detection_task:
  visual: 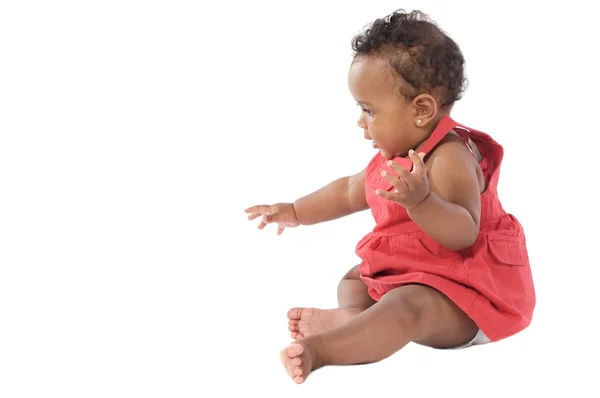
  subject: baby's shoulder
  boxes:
[426,132,486,192]
[427,131,478,166]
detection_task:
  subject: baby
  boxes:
[245,9,535,384]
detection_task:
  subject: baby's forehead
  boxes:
[349,56,399,94]
[351,56,391,79]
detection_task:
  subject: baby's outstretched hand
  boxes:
[376,150,430,209]
[244,203,300,235]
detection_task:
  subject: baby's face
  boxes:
[348,55,424,159]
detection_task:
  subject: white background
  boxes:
[1,0,598,397]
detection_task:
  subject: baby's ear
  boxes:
[412,94,437,126]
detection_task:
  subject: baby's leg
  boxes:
[281,284,478,384]
[288,265,375,339]
[337,264,377,310]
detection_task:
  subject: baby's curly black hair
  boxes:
[352,9,467,109]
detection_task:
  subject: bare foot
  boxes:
[280,340,321,384]
[287,307,361,339]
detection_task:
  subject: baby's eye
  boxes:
[356,103,374,116]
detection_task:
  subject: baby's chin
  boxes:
[381,150,394,160]
[373,142,406,160]
[379,149,405,160]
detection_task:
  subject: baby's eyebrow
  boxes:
[357,100,373,106]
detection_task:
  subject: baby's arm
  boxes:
[407,142,483,251]
[293,170,368,225]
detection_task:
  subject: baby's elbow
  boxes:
[449,238,475,251]
[447,226,479,251]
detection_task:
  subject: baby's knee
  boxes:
[381,284,438,328]
[340,264,362,282]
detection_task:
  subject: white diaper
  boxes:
[451,329,491,349]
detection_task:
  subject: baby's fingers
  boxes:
[259,214,273,227]
[409,150,426,179]
[245,205,270,213]
[247,212,261,221]
[245,205,272,220]
[375,189,399,202]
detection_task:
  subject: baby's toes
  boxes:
[280,358,295,378]
[285,358,302,377]
[286,363,297,378]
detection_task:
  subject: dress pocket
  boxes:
[487,235,529,266]
[483,235,534,310]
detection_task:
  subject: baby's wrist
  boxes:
[291,201,302,225]
[406,190,432,213]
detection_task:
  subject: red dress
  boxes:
[355,116,535,342]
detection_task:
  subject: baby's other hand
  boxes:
[377,150,430,209]
[244,203,300,235]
